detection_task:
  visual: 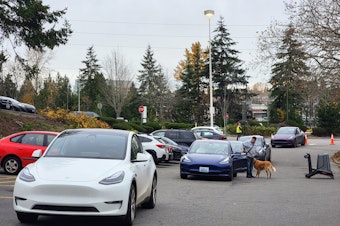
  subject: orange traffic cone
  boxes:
[305,134,308,145]
[330,134,335,145]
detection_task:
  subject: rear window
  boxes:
[166,131,179,139]
[181,131,195,139]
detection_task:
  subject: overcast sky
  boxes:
[43,0,291,89]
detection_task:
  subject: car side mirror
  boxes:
[132,153,148,162]
[32,149,43,158]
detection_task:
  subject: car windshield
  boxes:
[230,142,244,153]
[189,141,230,155]
[45,130,128,159]
[277,127,296,134]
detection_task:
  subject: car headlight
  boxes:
[19,167,35,182]
[181,155,191,163]
[288,136,294,140]
[219,156,231,164]
[99,171,125,185]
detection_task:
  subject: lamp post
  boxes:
[204,10,214,127]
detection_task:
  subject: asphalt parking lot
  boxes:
[1,137,340,226]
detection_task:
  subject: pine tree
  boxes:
[137,45,169,120]
[210,17,249,123]
[174,42,207,124]
[79,46,105,112]
[269,24,310,123]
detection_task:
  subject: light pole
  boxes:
[204,10,214,127]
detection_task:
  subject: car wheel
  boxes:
[271,144,276,148]
[180,173,187,179]
[3,156,22,175]
[122,185,136,226]
[227,168,233,181]
[233,172,237,177]
[147,150,158,165]
[16,212,38,223]
[142,175,157,209]
[293,139,298,148]
[301,138,306,146]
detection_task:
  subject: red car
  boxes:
[0,131,59,175]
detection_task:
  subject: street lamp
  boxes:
[204,10,214,127]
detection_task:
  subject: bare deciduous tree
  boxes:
[102,50,134,118]
[286,0,340,84]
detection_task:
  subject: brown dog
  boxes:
[253,158,276,179]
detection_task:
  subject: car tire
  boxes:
[271,144,276,148]
[233,172,237,177]
[227,168,233,181]
[180,173,187,179]
[3,156,22,175]
[293,139,298,148]
[142,175,157,209]
[16,212,38,223]
[147,150,158,165]
[122,185,136,226]
[301,138,306,146]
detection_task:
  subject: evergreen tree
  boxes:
[122,82,142,121]
[174,42,207,124]
[137,45,169,121]
[79,46,105,112]
[0,0,72,71]
[210,17,249,123]
[35,74,58,109]
[0,73,17,97]
[269,24,310,123]
[55,73,72,110]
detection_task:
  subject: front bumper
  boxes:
[13,179,130,217]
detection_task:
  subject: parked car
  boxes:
[271,126,306,148]
[193,130,226,140]
[0,96,36,113]
[191,126,224,135]
[180,140,247,181]
[157,136,188,160]
[0,131,58,175]
[137,133,172,164]
[150,129,198,147]
[238,135,272,161]
[13,128,157,225]
[69,111,100,118]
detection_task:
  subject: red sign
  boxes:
[225,113,229,119]
[138,105,144,113]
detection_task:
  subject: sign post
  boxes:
[139,106,147,124]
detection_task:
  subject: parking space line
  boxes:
[0,196,13,199]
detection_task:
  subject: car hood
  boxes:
[273,134,295,139]
[32,157,124,182]
[187,153,228,163]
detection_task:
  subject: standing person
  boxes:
[236,122,243,140]
[243,136,261,178]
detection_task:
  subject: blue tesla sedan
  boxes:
[180,140,247,181]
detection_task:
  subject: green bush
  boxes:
[312,127,328,136]
[111,123,134,131]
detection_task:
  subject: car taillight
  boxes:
[156,144,165,149]
[166,146,172,153]
[221,135,226,139]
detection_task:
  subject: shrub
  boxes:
[312,127,328,136]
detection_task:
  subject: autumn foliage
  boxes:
[39,109,111,129]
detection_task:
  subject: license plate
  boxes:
[199,167,209,173]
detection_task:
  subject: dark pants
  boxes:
[247,156,254,177]
[237,133,242,140]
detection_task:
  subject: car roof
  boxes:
[61,128,132,136]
